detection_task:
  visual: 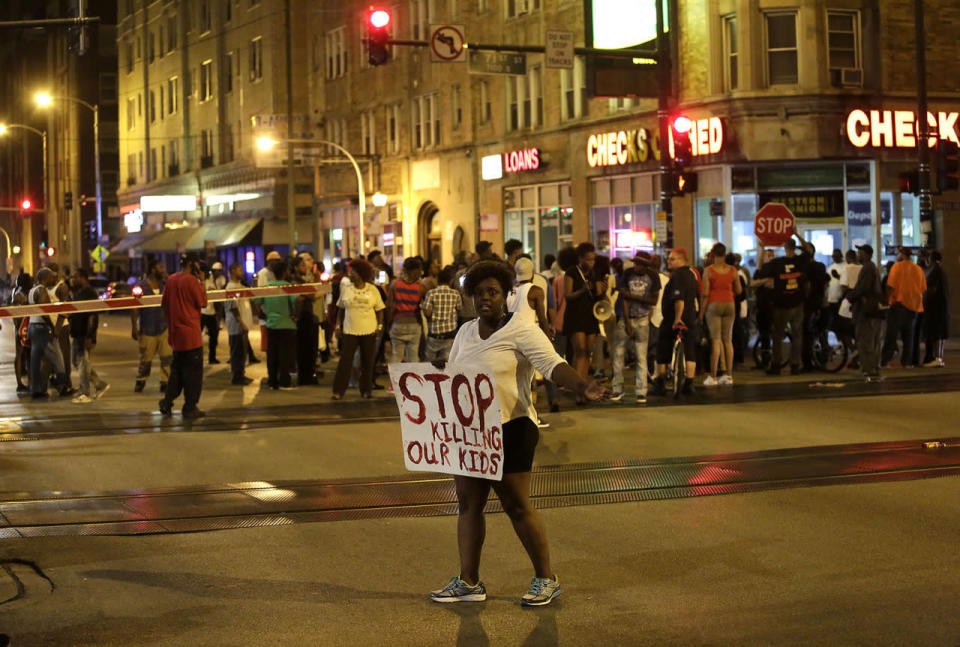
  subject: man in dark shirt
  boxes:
[131,259,171,393]
[802,253,829,370]
[159,253,208,419]
[755,234,811,374]
[846,244,885,381]
[650,248,699,396]
[68,268,108,403]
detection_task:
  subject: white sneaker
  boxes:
[72,394,93,404]
[923,358,945,368]
[703,376,719,387]
[718,375,733,386]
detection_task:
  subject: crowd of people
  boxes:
[3,233,951,413]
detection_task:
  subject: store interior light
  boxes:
[12,245,21,254]
[624,213,632,222]
[371,192,388,207]
[257,136,278,152]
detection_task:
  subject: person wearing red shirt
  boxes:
[159,254,208,419]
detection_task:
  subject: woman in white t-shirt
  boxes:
[428,261,606,608]
[332,258,384,399]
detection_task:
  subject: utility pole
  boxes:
[915,0,934,247]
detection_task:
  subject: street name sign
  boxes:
[468,50,527,75]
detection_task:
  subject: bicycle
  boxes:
[753,331,791,371]
[808,311,848,372]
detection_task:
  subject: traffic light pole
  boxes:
[656,0,673,250]
[915,0,934,247]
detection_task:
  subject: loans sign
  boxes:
[388,363,504,481]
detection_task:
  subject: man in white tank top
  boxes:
[507,258,552,338]
[27,268,70,398]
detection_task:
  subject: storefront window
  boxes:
[695,198,723,263]
[732,194,758,269]
[847,190,891,259]
[900,194,921,248]
[591,204,655,261]
[503,182,572,269]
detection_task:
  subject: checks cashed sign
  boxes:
[388,363,504,481]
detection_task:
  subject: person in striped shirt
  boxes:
[387,257,426,364]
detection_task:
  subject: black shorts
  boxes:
[501,416,540,473]
[656,322,698,365]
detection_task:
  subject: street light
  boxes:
[256,136,368,254]
[35,91,102,244]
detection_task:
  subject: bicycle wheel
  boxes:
[671,337,685,397]
[813,330,848,373]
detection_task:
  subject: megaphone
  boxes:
[593,299,613,322]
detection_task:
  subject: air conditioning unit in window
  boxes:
[832,67,863,87]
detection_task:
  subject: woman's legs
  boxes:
[455,475,492,585]
[493,472,552,579]
[722,312,735,377]
[710,339,722,377]
[357,333,377,395]
[332,334,360,396]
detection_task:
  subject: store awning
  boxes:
[262,218,315,246]
[140,226,201,252]
[184,218,261,249]
[110,230,160,255]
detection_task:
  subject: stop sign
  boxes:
[754,202,796,246]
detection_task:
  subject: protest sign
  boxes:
[388,363,503,481]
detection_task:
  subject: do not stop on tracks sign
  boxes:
[754,202,796,246]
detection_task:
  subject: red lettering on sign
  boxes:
[451,374,476,427]
[399,373,426,424]
[440,442,451,467]
[407,441,423,464]
[423,373,450,417]
[475,373,495,431]
[503,148,540,173]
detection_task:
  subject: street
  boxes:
[0,314,958,646]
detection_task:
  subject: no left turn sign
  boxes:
[430,24,466,63]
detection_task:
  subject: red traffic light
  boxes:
[369,9,390,28]
[21,199,32,211]
[672,116,693,135]
[45,246,56,257]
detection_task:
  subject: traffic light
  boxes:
[937,140,960,193]
[365,8,391,66]
[898,170,920,195]
[671,116,693,166]
[20,198,32,212]
[80,193,88,207]
[664,170,698,196]
[46,246,56,258]
[64,191,73,210]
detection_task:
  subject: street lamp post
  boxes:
[257,137,367,256]
[35,92,101,244]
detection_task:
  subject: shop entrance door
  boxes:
[798,225,844,266]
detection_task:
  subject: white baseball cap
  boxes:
[211,261,223,270]
[514,257,534,281]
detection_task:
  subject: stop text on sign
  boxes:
[845,109,960,148]
[755,215,794,236]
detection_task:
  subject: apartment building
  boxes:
[311,0,960,314]
[116,0,314,273]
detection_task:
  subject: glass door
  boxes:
[798,224,844,266]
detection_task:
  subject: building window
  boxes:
[159,89,164,118]
[159,26,165,57]
[224,51,234,93]
[168,140,179,175]
[200,60,213,101]
[148,32,155,64]
[125,40,134,73]
[507,0,539,18]
[508,65,542,129]
[138,151,144,177]
[199,0,212,33]
[451,85,462,129]
[168,77,178,114]
[223,123,234,162]
[127,153,137,184]
[150,148,157,181]
[224,0,232,23]
[412,94,439,149]
[200,129,214,167]
[478,0,488,10]
[608,97,634,113]
[249,37,263,80]
[100,73,118,103]
[326,27,346,79]
[325,118,347,148]
[410,0,428,40]
[560,57,586,120]
[361,110,376,155]
[388,104,400,153]
[149,90,156,123]
[723,15,738,91]
[137,93,142,116]
[126,98,135,130]
[765,11,798,86]
[828,10,862,86]
[479,80,491,123]
[167,14,177,51]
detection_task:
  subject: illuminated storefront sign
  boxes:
[587,118,724,168]
[845,109,960,148]
[503,148,540,173]
[123,209,144,233]
[481,154,503,180]
[140,195,197,212]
